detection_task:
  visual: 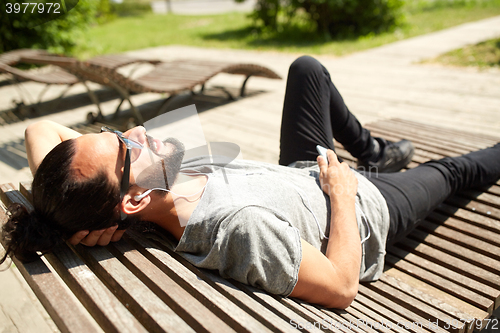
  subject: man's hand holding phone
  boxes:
[317,147,357,202]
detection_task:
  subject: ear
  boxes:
[121,190,151,216]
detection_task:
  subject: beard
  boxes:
[134,137,185,191]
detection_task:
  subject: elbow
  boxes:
[25,123,35,139]
[338,286,358,309]
[343,280,359,308]
[25,121,49,139]
[325,281,358,309]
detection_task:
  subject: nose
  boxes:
[124,126,147,145]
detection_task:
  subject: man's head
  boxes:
[35,126,184,233]
[72,126,185,219]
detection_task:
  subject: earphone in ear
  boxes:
[134,192,150,201]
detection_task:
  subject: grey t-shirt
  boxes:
[174,157,390,296]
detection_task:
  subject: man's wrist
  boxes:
[329,194,356,208]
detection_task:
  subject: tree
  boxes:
[0,0,97,54]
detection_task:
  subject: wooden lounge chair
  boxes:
[20,54,282,125]
[0,49,50,67]
[0,49,83,113]
[0,119,498,332]
[0,50,160,116]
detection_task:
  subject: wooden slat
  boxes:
[74,245,196,333]
[375,119,497,146]
[482,184,500,197]
[367,280,464,333]
[360,283,453,333]
[0,183,31,209]
[386,252,494,313]
[292,301,363,333]
[366,127,465,156]
[384,268,488,332]
[190,268,301,333]
[366,122,486,152]
[126,234,274,332]
[459,189,500,209]
[354,292,418,333]
[434,204,500,235]
[107,239,235,333]
[399,235,500,290]
[355,289,430,333]
[281,300,344,333]
[367,123,484,152]
[19,180,32,202]
[445,196,500,222]
[231,284,325,333]
[46,245,148,333]
[387,119,500,143]
[379,274,476,333]
[347,300,399,333]
[0,211,100,333]
[415,222,500,269]
[159,243,319,333]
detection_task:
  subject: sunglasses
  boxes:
[100,126,144,221]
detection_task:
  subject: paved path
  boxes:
[0,15,499,332]
[151,0,257,15]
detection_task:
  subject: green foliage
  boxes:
[405,0,497,13]
[94,0,151,24]
[250,0,281,29]
[244,0,404,38]
[424,37,500,68]
[0,0,97,54]
[96,0,115,23]
[110,0,151,17]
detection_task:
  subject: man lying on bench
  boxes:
[2,56,500,310]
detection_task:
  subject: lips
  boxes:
[146,135,166,156]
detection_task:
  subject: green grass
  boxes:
[75,1,500,59]
[424,37,500,68]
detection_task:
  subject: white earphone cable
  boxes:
[135,168,371,244]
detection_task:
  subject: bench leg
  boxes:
[46,83,77,111]
[9,77,37,114]
[81,81,104,121]
[240,75,252,97]
[106,80,144,125]
[113,98,126,119]
[36,84,52,104]
[156,94,177,116]
[128,100,144,126]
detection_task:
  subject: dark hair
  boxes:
[1,139,123,263]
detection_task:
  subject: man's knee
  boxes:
[288,55,324,78]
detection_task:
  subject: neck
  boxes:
[139,172,208,240]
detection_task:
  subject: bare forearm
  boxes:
[325,197,361,293]
[289,150,360,309]
[25,120,81,175]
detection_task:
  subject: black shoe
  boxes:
[357,138,415,173]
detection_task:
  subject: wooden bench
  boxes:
[0,119,499,333]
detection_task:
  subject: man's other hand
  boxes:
[317,149,358,200]
[68,225,126,246]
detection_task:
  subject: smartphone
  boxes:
[316,145,328,162]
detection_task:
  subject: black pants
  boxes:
[279,56,500,246]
